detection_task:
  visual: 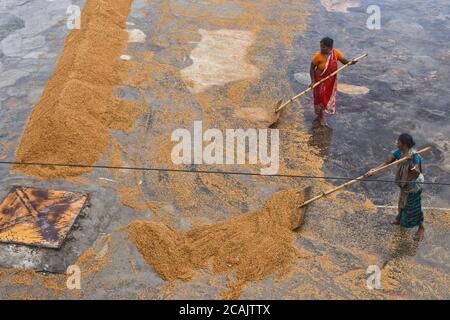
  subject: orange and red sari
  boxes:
[313,49,338,116]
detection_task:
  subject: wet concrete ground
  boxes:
[0,0,448,299]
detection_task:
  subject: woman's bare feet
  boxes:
[318,116,328,127]
[414,225,425,241]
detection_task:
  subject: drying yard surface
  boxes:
[0,0,448,300]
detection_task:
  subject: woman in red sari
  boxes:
[310,37,356,126]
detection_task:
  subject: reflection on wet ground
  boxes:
[0,0,448,299]
[308,121,334,158]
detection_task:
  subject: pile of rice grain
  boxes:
[128,189,308,299]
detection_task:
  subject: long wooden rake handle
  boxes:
[275,53,369,113]
[299,146,433,208]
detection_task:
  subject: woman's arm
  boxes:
[407,155,421,179]
[340,57,357,65]
[408,163,421,180]
[365,155,396,177]
[337,50,356,65]
[310,63,316,86]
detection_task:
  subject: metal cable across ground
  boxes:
[1,161,450,186]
